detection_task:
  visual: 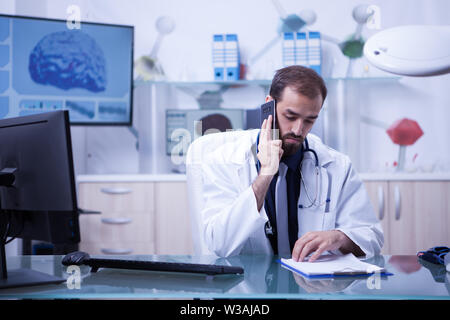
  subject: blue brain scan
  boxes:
[29,30,107,92]
[0,15,133,124]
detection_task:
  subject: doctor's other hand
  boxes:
[257,115,283,176]
[291,230,360,263]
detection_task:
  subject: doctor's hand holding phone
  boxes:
[252,100,284,212]
[257,99,284,176]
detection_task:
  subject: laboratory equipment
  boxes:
[134,16,175,81]
[248,0,317,68]
[248,2,377,78]
[386,118,424,172]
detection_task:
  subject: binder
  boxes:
[212,34,225,81]
[282,31,322,75]
[282,32,296,67]
[212,34,240,81]
[308,31,322,75]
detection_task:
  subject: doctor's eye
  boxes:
[285,115,296,121]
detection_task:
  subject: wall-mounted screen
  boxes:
[0,14,134,125]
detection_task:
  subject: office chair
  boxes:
[186,130,246,257]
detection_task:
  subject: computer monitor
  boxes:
[166,109,245,157]
[0,14,134,125]
[0,110,80,289]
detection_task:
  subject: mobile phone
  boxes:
[260,99,277,140]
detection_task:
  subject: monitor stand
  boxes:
[0,215,65,290]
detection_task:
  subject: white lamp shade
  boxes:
[364,25,450,76]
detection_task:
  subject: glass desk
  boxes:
[1,254,449,300]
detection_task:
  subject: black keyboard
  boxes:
[62,251,244,276]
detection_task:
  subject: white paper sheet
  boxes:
[280,253,385,277]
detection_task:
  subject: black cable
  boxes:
[5,211,24,245]
[2,213,10,243]
[1,215,11,245]
[0,189,25,246]
[1,207,23,246]
[0,195,4,242]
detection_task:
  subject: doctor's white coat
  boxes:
[197,129,384,258]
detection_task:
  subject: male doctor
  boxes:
[199,65,383,260]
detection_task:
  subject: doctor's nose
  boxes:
[292,120,304,137]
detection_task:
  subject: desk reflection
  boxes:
[1,254,449,299]
[342,255,450,297]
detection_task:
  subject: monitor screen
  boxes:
[166,109,244,156]
[0,110,80,288]
[0,14,134,125]
[0,110,78,212]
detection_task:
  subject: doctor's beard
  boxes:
[281,132,304,156]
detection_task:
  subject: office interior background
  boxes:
[1,0,449,258]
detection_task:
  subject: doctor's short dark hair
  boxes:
[269,65,327,104]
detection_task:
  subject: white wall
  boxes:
[4,0,450,174]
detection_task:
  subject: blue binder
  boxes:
[282,31,322,75]
[212,34,240,81]
[212,34,225,81]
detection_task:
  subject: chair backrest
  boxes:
[185,130,246,256]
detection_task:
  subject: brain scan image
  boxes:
[3,15,132,124]
[28,30,107,92]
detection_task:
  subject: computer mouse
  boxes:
[62,251,90,266]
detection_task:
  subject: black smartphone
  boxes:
[260,99,277,140]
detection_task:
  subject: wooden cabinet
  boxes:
[364,180,450,255]
[78,180,193,256]
[154,182,193,254]
[78,177,449,256]
[363,181,390,254]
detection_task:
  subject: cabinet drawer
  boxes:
[79,242,155,256]
[78,182,154,213]
[79,213,154,244]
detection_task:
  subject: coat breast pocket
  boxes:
[297,205,337,238]
[297,205,326,237]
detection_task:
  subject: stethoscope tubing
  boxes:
[256,132,321,238]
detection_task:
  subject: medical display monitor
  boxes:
[166,109,245,156]
[0,14,134,125]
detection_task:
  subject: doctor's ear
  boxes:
[265,95,274,103]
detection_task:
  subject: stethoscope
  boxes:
[256,133,327,238]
